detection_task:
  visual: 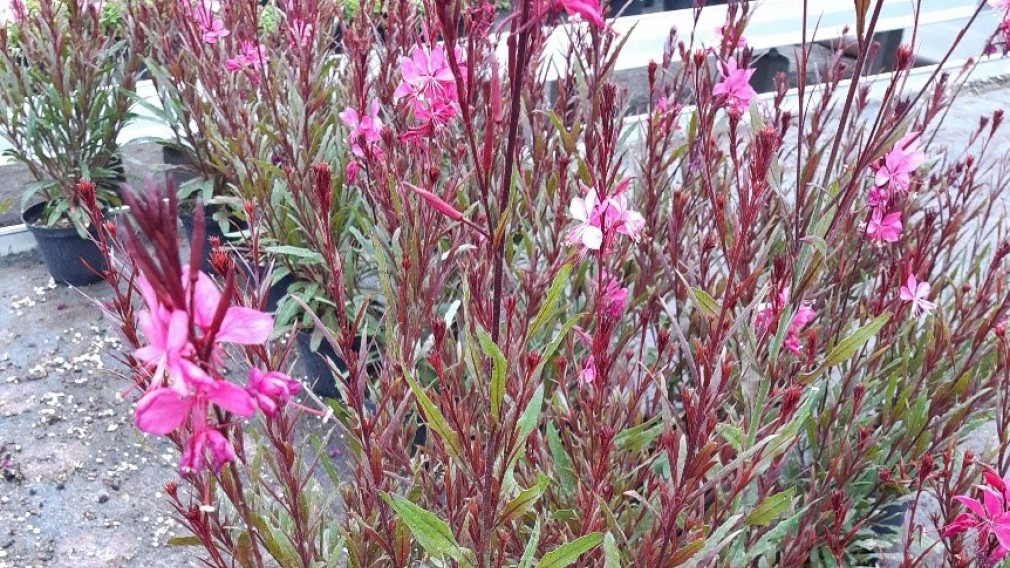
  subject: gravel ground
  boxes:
[0,253,198,568]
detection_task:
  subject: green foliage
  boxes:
[0,0,138,223]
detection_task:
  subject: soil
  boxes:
[0,253,198,568]
[0,248,351,568]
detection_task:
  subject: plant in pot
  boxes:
[0,0,139,285]
[125,0,345,273]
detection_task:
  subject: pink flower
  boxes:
[135,377,255,474]
[600,274,628,318]
[339,100,384,157]
[755,287,816,355]
[866,186,889,209]
[186,269,274,345]
[942,466,1010,565]
[989,0,1010,12]
[134,309,211,392]
[900,274,936,317]
[874,131,926,194]
[393,44,464,106]
[565,180,645,251]
[783,305,816,354]
[566,189,604,250]
[194,7,229,44]
[134,381,255,436]
[865,209,903,243]
[605,188,645,241]
[346,159,360,184]
[713,23,746,50]
[134,271,274,392]
[556,0,605,28]
[226,41,267,82]
[578,355,597,385]
[246,368,301,417]
[713,59,757,115]
[180,428,237,474]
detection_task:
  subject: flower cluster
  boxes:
[566,179,645,251]
[226,40,267,83]
[863,132,926,245]
[194,4,228,44]
[339,100,383,158]
[942,466,1010,565]
[713,58,757,115]
[132,270,299,475]
[394,44,466,138]
[754,287,816,355]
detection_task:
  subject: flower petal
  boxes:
[135,388,191,435]
[217,307,274,344]
[208,380,256,417]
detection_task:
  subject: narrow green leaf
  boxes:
[614,416,662,453]
[538,533,603,568]
[547,423,577,495]
[264,245,326,265]
[166,536,201,546]
[478,326,508,421]
[800,313,891,384]
[822,313,891,368]
[603,533,621,568]
[746,488,795,526]
[528,264,573,341]
[402,365,463,459]
[501,475,549,524]
[715,423,746,452]
[380,493,464,562]
[690,287,721,318]
[519,519,542,568]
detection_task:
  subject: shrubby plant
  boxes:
[89,0,1010,566]
[0,0,139,226]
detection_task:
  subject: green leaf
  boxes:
[800,313,891,384]
[478,326,508,421]
[402,365,463,460]
[689,287,721,319]
[603,533,621,568]
[507,383,545,476]
[538,533,603,568]
[823,313,891,368]
[519,519,542,568]
[380,493,466,562]
[746,488,795,526]
[502,475,549,524]
[547,423,577,495]
[715,423,746,452]
[264,245,326,265]
[517,384,544,444]
[740,505,810,563]
[166,536,201,546]
[528,264,573,341]
[614,416,662,453]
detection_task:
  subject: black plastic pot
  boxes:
[22,202,107,286]
[162,147,200,191]
[239,264,295,313]
[179,209,247,273]
[295,330,347,399]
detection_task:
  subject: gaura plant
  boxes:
[0,0,139,227]
[92,0,1010,566]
